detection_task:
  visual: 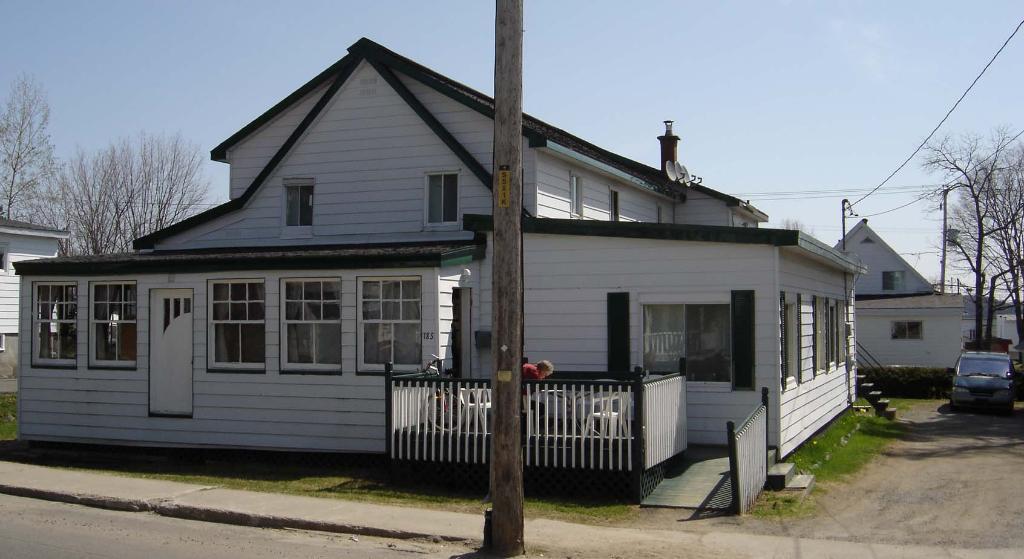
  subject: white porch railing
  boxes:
[643,374,687,469]
[727,388,769,514]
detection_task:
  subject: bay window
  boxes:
[643,303,731,382]
[34,282,78,365]
[210,280,265,368]
[91,282,137,366]
[359,277,421,371]
[281,278,342,371]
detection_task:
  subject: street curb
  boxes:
[0,484,473,545]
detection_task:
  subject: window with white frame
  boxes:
[426,173,458,224]
[359,278,421,371]
[210,281,265,367]
[891,321,923,340]
[609,190,620,221]
[282,279,342,370]
[642,303,731,382]
[34,282,78,364]
[284,178,314,227]
[569,173,583,217]
[91,282,137,366]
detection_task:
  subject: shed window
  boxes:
[285,181,314,226]
[882,271,905,291]
[892,321,923,340]
[210,281,265,367]
[643,303,731,382]
[427,173,458,224]
[359,278,421,371]
[35,282,78,364]
[91,282,137,365]
[609,190,620,221]
[569,173,583,217]
[282,279,342,370]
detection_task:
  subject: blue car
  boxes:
[949,352,1017,414]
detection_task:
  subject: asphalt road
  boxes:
[0,493,478,559]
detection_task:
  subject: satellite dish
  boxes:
[674,161,691,186]
[666,163,679,182]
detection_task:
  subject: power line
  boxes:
[850,16,1024,208]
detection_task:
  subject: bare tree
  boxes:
[0,74,55,220]
[779,218,814,235]
[988,145,1024,352]
[33,132,210,255]
[923,129,1019,348]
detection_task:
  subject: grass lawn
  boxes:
[752,404,907,518]
[0,394,15,440]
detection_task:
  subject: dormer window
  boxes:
[284,178,314,227]
[426,172,458,224]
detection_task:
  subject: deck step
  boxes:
[853,404,873,413]
[865,390,883,402]
[878,408,897,420]
[858,382,875,390]
[767,447,778,467]
[782,474,815,499]
[873,398,890,411]
[767,462,796,491]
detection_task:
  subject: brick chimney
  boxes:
[658,120,679,175]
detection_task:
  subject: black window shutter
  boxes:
[607,292,630,372]
[731,290,755,390]
[811,295,818,376]
[779,291,787,391]
[795,293,803,383]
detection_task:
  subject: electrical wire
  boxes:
[849,17,1024,208]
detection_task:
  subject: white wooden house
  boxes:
[839,219,963,368]
[14,38,860,467]
[0,218,67,378]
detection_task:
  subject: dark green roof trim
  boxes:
[16,240,484,276]
[367,59,495,195]
[210,53,357,162]
[462,214,861,272]
[134,58,360,250]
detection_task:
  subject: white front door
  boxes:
[149,289,194,417]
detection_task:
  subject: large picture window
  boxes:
[91,282,137,366]
[35,282,78,365]
[210,280,265,368]
[359,278,421,371]
[282,279,342,370]
[643,303,731,382]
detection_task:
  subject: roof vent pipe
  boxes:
[658,120,680,175]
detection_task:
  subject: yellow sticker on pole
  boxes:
[497,165,511,208]
[497,370,512,382]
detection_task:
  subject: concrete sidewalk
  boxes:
[0,460,1018,558]
[0,378,16,393]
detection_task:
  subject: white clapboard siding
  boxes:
[17,267,443,453]
[535,151,663,223]
[673,189,734,227]
[477,232,779,445]
[843,222,932,296]
[0,234,60,333]
[157,61,491,251]
[777,249,855,457]
[856,306,962,367]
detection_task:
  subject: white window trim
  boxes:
[637,295,733,388]
[89,281,138,368]
[423,170,461,229]
[891,320,924,341]
[0,243,8,274]
[281,177,314,237]
[0,333,6,352]
[32,280,79,367]
[357,276,423,373]
[207,279,266,370]
[609,188,620,221]
[279,277,343,372]
[569,172,583,218]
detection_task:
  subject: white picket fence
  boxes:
[388,373,688,473]
[728,402,768,514]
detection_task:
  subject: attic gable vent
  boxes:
[861,237,875,244]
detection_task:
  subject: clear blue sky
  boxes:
[2,1,1022,284]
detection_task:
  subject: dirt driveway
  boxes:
[647,401,1024,549]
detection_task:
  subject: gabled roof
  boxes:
[135,38,765,250]
[838,218,933,291]
[0,217,69,238]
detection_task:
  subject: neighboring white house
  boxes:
[0,218,68,378]
[14,38,860,460]
[839,219,962,368]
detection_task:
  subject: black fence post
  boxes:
[678,357,687,377]
[631,375,645,502]
[726,420,740,514]
[384,362,393,460]
[761,386,771,471]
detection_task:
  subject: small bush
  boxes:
[862,367,952,399]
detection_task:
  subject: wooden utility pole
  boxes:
[487,0,524,556]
